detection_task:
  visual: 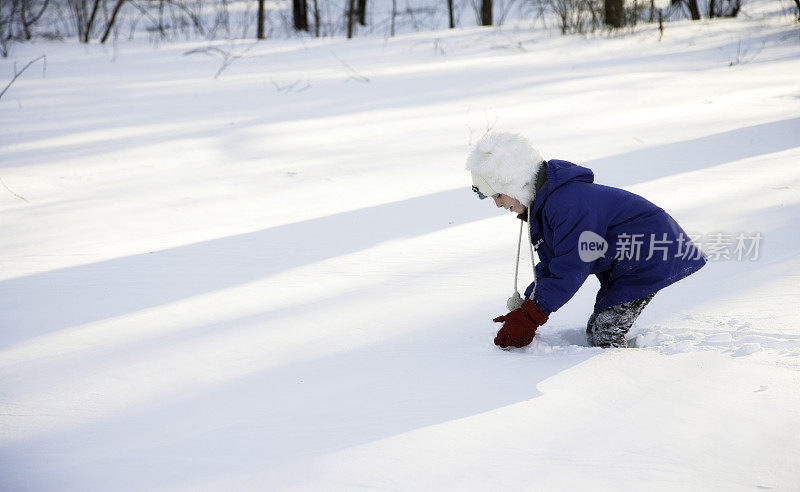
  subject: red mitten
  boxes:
[493,300,549,348]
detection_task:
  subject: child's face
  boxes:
[493,194,527,215]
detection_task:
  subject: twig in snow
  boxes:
[184,46,241,79]
[214,56,240,79]
[728,39,766,67]
[432,37,447,55]
[0,176,28,202]
[184,45,254,80]
[330,51,370,83]
[412,38,448,55]
[270,79,312,93]
[0,55,47,101]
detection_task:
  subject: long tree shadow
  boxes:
[3,189,796,491]
[7,31,792,170]
[0,188,494,349]
[2,128,798,490]
[5,203,795,488]
[0,302,599,491]
[586,117,800,187]
[4,117,798,350]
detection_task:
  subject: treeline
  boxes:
[544,0,749,34]
[2,0,798,57]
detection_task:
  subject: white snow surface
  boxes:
[2,5,800,491]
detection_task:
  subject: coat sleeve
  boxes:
[532,192,603,315]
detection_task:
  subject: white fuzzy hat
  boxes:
[466,132,544,206]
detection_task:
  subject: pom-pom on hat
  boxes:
[466,132,545,206]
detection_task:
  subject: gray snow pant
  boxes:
[586,293,656,348]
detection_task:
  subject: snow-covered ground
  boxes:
[1,3,799,490]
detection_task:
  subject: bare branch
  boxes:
[183,46,241,79]
[0,176,28,202]
[101,0,128,44]
[330,51,370,82]
[0,54,46,100]
[270,78,312,93]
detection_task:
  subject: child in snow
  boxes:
[467,132,706,349]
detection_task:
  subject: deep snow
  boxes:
[1,3,799,490]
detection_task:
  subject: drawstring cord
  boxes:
[507,206,537,311]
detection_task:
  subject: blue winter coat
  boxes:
[524,160,706,315]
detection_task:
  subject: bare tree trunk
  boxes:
[447,0,454,28]
[347,0,355,38]
[708,0,716,18]
[257,0,265,38]
[21,0,51,40]
[391,0,396,35]
[0,1,20,57]
[293,0,308,31]
[83,0,101,42]
[20,0,33,40]
[687,0,701,20]
[586,0,601,30]
[794,0,800,19]
[658,8,663,40]
[100,0,126,43]
[480,0,492,25]
[157,0,165,37]
[604,0,624,27]
[357,0,366,26]
[729,0,742,17]
[313,0,319,36]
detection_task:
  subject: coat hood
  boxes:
[526,160,595,231]
[532,160,594,210]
